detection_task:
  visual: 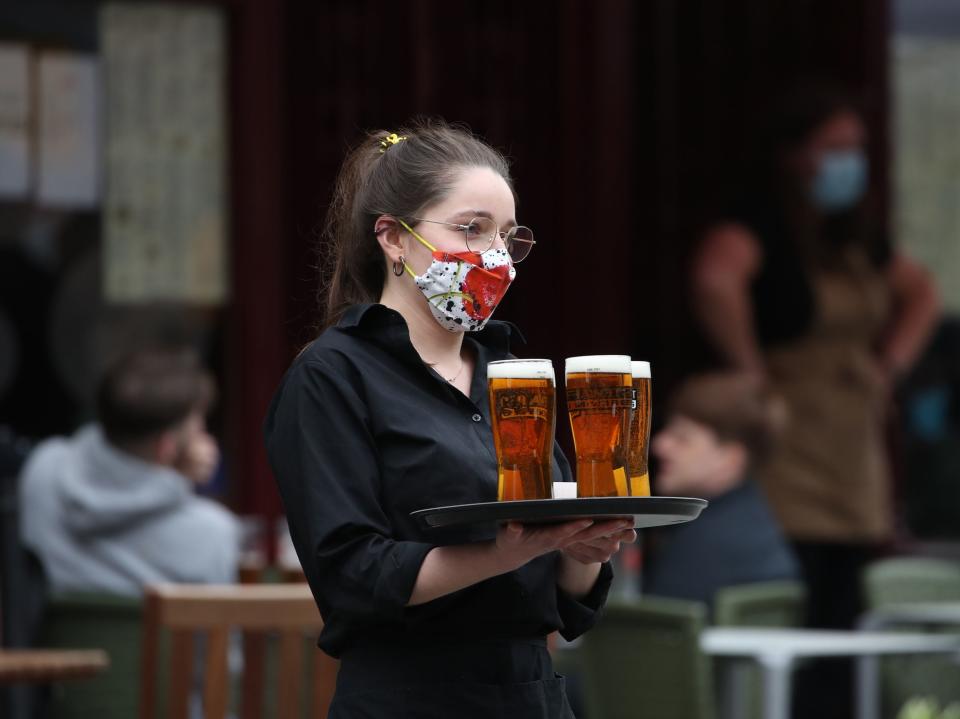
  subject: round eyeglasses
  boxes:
[409,216,536,263]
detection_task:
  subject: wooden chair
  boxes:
[140,584,337,719]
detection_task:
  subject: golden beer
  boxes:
[628,361,652,496]
[565,355,633,497]
[488,360,556,501]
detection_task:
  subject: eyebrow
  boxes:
[449,208,518,228]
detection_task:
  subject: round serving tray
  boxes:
[411,496,708,530]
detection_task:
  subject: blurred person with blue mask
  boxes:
[691,84,941,719]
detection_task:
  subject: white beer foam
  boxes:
[631,361,651,378]
[564,355,631,375]
[487,359,556,381]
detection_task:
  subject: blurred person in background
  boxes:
[644,372,798,609]
[691,84,940,717]
[19,346,239,596]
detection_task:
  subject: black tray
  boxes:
[411,496,708,530]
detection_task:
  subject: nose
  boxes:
[651,432,670,458]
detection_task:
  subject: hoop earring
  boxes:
[392,256,405,277]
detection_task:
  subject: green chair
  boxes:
[862,557,960,719]
[864,557,960,608]
[578,597,715,719]
[712,581,806,719]
[37,592,144,719]
[714,580,806,628]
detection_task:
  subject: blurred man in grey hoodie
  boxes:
[20,347,239,596]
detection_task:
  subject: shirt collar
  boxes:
[338,303,524,355]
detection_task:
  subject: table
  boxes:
[700,627,960,719]
[0,649,109,683]
[857,604,960,719]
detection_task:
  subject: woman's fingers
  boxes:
[571,528,637,550]
[561,520,634,546]
[564,544,614,564]
[562,527,637,565]
[499,519,635,565]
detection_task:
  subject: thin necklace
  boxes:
[427,357,465,383]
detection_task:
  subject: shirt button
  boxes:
[472,413,482,423]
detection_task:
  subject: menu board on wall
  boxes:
[0,43,31,199]
[894,35,960,313]
[37,51,101,207]
[101,3,228,304]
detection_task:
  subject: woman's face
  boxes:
[794,109,867,180]
[651,416,745,497]
[403,165,516,273]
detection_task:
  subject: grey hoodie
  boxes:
[20,424,239,596]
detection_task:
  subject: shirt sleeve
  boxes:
[555,559,614,641]
[264,359,434,621]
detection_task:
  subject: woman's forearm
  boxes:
[881,264,941,376]
[692,225,765,373]
[407,519,605,606]
[407,542,511,606]
[556,554,601,600]
[694,282,765,373]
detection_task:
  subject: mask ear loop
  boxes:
[396,219,438,279]
[397,219,438,252]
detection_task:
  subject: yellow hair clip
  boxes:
[379,133,407,153]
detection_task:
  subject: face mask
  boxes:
[811,149,868,211]
[398,219,516,333]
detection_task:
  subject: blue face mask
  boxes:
[811,149,868,211]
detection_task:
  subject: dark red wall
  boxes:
[229,0,891,520]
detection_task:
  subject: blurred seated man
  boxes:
[643,372,799,608]
[20,346,239,596]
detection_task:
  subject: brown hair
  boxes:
[667,372,787,462]
[318,118,513,329]
[96,346,215,447]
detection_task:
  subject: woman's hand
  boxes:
[494,519,633,573]
[409,519,635,607]
[562,524,636,565]
[555,520,635,598]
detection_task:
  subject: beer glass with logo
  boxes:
[628,361,652,496]
[488,359,556,501]
[565,355,633,497]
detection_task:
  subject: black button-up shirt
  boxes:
[264,303,612,657]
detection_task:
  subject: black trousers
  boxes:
[331,637,575,719]
[791,541,880,719]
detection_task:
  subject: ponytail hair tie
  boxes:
[379,133,407,153]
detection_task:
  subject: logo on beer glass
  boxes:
[488,360,557,501]
[565,355,633,498]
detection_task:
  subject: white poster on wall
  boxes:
[100,3,228,304]
[895,35,960,313]
[37,51,101,207]
[0,43,32,198]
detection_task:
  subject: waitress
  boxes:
[264,119,635,718]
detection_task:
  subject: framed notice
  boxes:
[0,43,31,199]
[100,3,228,304]
[37,51,101,207]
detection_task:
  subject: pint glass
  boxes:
[628,361,652,496]
[488,359,556,501]
[565,355,633,497]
